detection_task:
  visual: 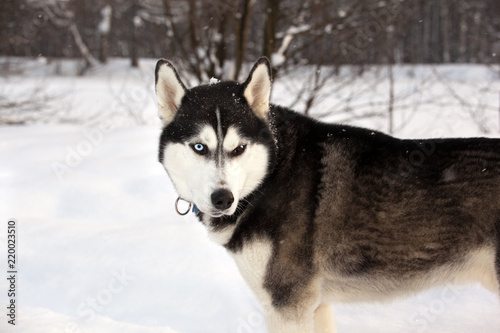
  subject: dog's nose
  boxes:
[211,189,234,210]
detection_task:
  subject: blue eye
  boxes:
[191,143,207,155]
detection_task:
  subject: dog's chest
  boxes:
[230,238,274,305]
[201,214,237,245]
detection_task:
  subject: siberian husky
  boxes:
[155,57,500,332]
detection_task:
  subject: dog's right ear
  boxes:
[155,59,187,125]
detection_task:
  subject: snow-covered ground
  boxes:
[1,58,500,333]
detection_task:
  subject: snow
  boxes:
[133,16,143,28]
[272,35,292,68]
[98,5,112,34]
[270,53,286,68]
[285,24,311,36]
[1,58,500,333]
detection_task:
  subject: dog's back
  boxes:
[311,123,500,301]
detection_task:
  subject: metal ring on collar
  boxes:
[175,197,192,216]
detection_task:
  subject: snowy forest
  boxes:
[1,2,500,333]
[2,0,500,80]
[2,0,500,127]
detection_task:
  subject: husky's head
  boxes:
[155,58,276,217]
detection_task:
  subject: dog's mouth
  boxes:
[189,203,232,218]
[209,212,225,218]
[206,209,233,218]
[198,205,236,218]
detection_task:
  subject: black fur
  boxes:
[159,81,273,164]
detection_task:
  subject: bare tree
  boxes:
[233,0,254,80]
[28,0,99,70]
[160,0,233,83]
[4,0,498,71]
[262,0,280,63]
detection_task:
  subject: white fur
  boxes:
[314,304,337,333]
[162,125,269,218]
[231,239,309,332]
[156,64,185,124]
[232,239,328,333]
[232,239,273,303]
[202,213,237,245]
[321,246,498,304]
[223,127,269,199]
[162,126,218,213]
[452,247,499,293]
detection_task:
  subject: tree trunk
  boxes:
[214,3,230,79]
[441,0,450,62]
[69,23,98,68]
[262,0,280,62]
[99,34,109,64]
[387,64,395,134]
[458,1,468,62]
[131,20,139,68]
[233,0,254,80]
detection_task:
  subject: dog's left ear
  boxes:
[155,59,187,125]
[243,57,272,120]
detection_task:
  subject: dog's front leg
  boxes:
[314,303,337,333]
[263,307,315,333]
[232,238,316,332]
[264,302,337,333]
